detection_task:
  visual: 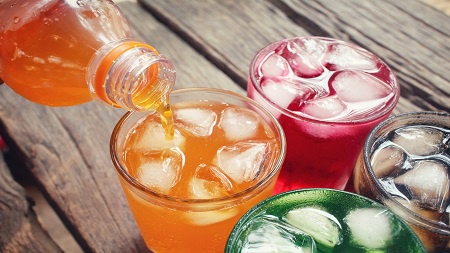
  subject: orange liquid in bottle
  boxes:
[0,1,131,106]
[120,100,281,252]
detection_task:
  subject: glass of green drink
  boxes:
[226,188,425,252]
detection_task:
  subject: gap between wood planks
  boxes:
[19,0,449,252]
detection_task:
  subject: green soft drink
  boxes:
[226,189,425,253]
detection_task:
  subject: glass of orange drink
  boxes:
[110,88,286,252]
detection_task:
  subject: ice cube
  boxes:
[298,37,328,58]
[241,215,316,253]
[174,107,217,137]
[371,144,407,178]
[215,141,270,184]
[219,107,260,142]
[331,70,392,103]
[291,81,322,102]
[260,79,298,117]
[260,53,292,78]
[300,95,346,120]
[388,197,443,222]
[344,207,393,249]
[184,208,239,226]
[391,126,446,156]
[282,39,325,78]
[394,160,450,212]
[325,44,378,71]
[379,177,410,200]
[135,121,185,151]
[189,164,233,199]
[136,148,183,194]
[284,207,342,251]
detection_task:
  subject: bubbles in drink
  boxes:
[215,141,270,184]
[174,107,217,137]
[256,37,396,121]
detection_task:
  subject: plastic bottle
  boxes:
[0,0,175,111]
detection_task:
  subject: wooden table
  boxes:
[0,0,449,252]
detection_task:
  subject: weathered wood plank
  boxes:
[0,0,448,252]
[0,152,62,253]
[138,0,450,115]
[119,1,244,94]
[0,88,147,253]
[279,0,450,114]
[138,0,310,87]
[0,0,244,252]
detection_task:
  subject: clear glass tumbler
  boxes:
[110,88,286,252]
[354,111,450,252]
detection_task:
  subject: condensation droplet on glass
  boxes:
[13,17,20,24]
[77,0,86,7]
[20,2,29,7]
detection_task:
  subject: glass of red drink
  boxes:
[247,37,400,193]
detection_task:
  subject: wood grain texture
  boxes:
[0,87,148,253]
[0,153,62,253]
[138,0,310,87]
[0,0,448,252]
[0,1,244,252]
[138,0,450,115]
[280,0,450,114]
[118,1,244,94]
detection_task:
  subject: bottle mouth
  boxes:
[109,48,176,111]
[87,39,176,111]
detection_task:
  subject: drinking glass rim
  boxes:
[364,111,450,234]
[225,188,425,252]
[249,36,401,125]
[110,87,286,206]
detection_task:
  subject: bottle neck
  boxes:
[87,39,176,111]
